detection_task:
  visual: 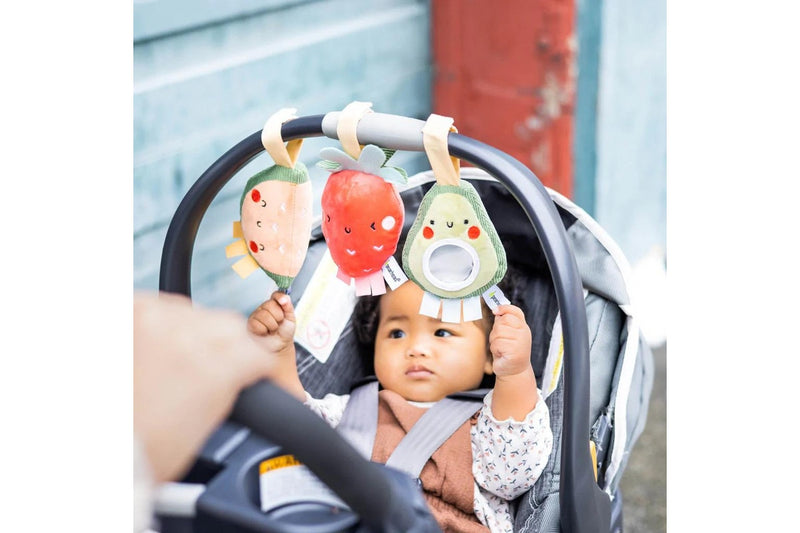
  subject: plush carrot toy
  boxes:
[227,109,313,291]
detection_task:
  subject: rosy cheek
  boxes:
[468,226,480,239]
[423,226,434,239]
[251,190,261,202]
[249,240,259,253]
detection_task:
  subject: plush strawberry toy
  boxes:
[318,144,407,295]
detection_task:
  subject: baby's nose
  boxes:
[406,337,431,358]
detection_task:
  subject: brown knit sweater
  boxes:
[371,390,490,533]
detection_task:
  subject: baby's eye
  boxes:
[434,329,453,337]
[389,329,405,339]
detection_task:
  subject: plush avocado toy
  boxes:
[402,180,506,299]
[402,114,508,322]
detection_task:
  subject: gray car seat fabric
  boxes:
[586,292,624,429]
[513,288,624,531]
[515,372,563,532]
[603,334,654,493]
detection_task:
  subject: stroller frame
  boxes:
[160,111,612,533]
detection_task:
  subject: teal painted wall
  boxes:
[573,0,601,217]
[134,0,432,315]
[573,0,666,267]
[592,0,666,265]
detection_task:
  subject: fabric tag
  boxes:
[419,291,441,318]
[440,298,462,323]
[369,272,386,295]
[336,268,351,284]
[541,312,563,400]
[462,296,483,322]
[354,276,372,296]
[540,290,588,399]
[481,285,510,311]
[382,256,408,290]
[295,250,357,363]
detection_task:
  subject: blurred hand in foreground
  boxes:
[133,291,274,483]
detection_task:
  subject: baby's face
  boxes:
[373,282,492,402]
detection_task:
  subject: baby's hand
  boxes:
[489,304,533,378]
[248,291,296,356]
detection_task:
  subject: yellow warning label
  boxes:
[260,455,303,475]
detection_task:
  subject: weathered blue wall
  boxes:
[134,0,665,320]
[592,0,666,265]
[134,0,432,315]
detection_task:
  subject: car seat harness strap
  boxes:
[384,397,481,479]
[337,381,379,458]
[338,381,483,479]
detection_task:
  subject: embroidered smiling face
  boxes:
[403,181,506,299]
[321,169,404,277]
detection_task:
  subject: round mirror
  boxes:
[421,238,480,292]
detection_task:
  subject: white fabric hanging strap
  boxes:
[336,380,379,459]
[261,107,303,168]
[384,397,482,479]
[337,101,373,159]
[422,113,460,186]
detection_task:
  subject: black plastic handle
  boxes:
[230,380,440,532]
[159,113,610,533]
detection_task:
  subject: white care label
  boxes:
[481,285,510,311]
[382,256,408,290]
[294,250,357,363]
[259,455,349,513]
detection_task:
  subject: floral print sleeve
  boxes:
[471,389,553,501]
[303,391,350,428]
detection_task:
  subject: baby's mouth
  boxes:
[405,365,433,378]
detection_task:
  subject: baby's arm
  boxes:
[247,291,306,401]
[488,304,537,421]
[472,391,553,500]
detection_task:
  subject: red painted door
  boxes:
[432,0,576,197]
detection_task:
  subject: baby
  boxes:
[249,279,553,533]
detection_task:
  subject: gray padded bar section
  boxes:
[336,381,379,459]
[384,398,482,478]
[321,112,428,152]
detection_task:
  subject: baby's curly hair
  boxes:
[351,263,529,387]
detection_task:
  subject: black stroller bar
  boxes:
[160,112,611,533]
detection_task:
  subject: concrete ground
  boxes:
[618,344,667,532]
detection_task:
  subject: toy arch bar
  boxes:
[159,112,611,533]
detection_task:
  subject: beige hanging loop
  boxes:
[261,107,304,168]
[337,101,374,159]
[422,113,460,186]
